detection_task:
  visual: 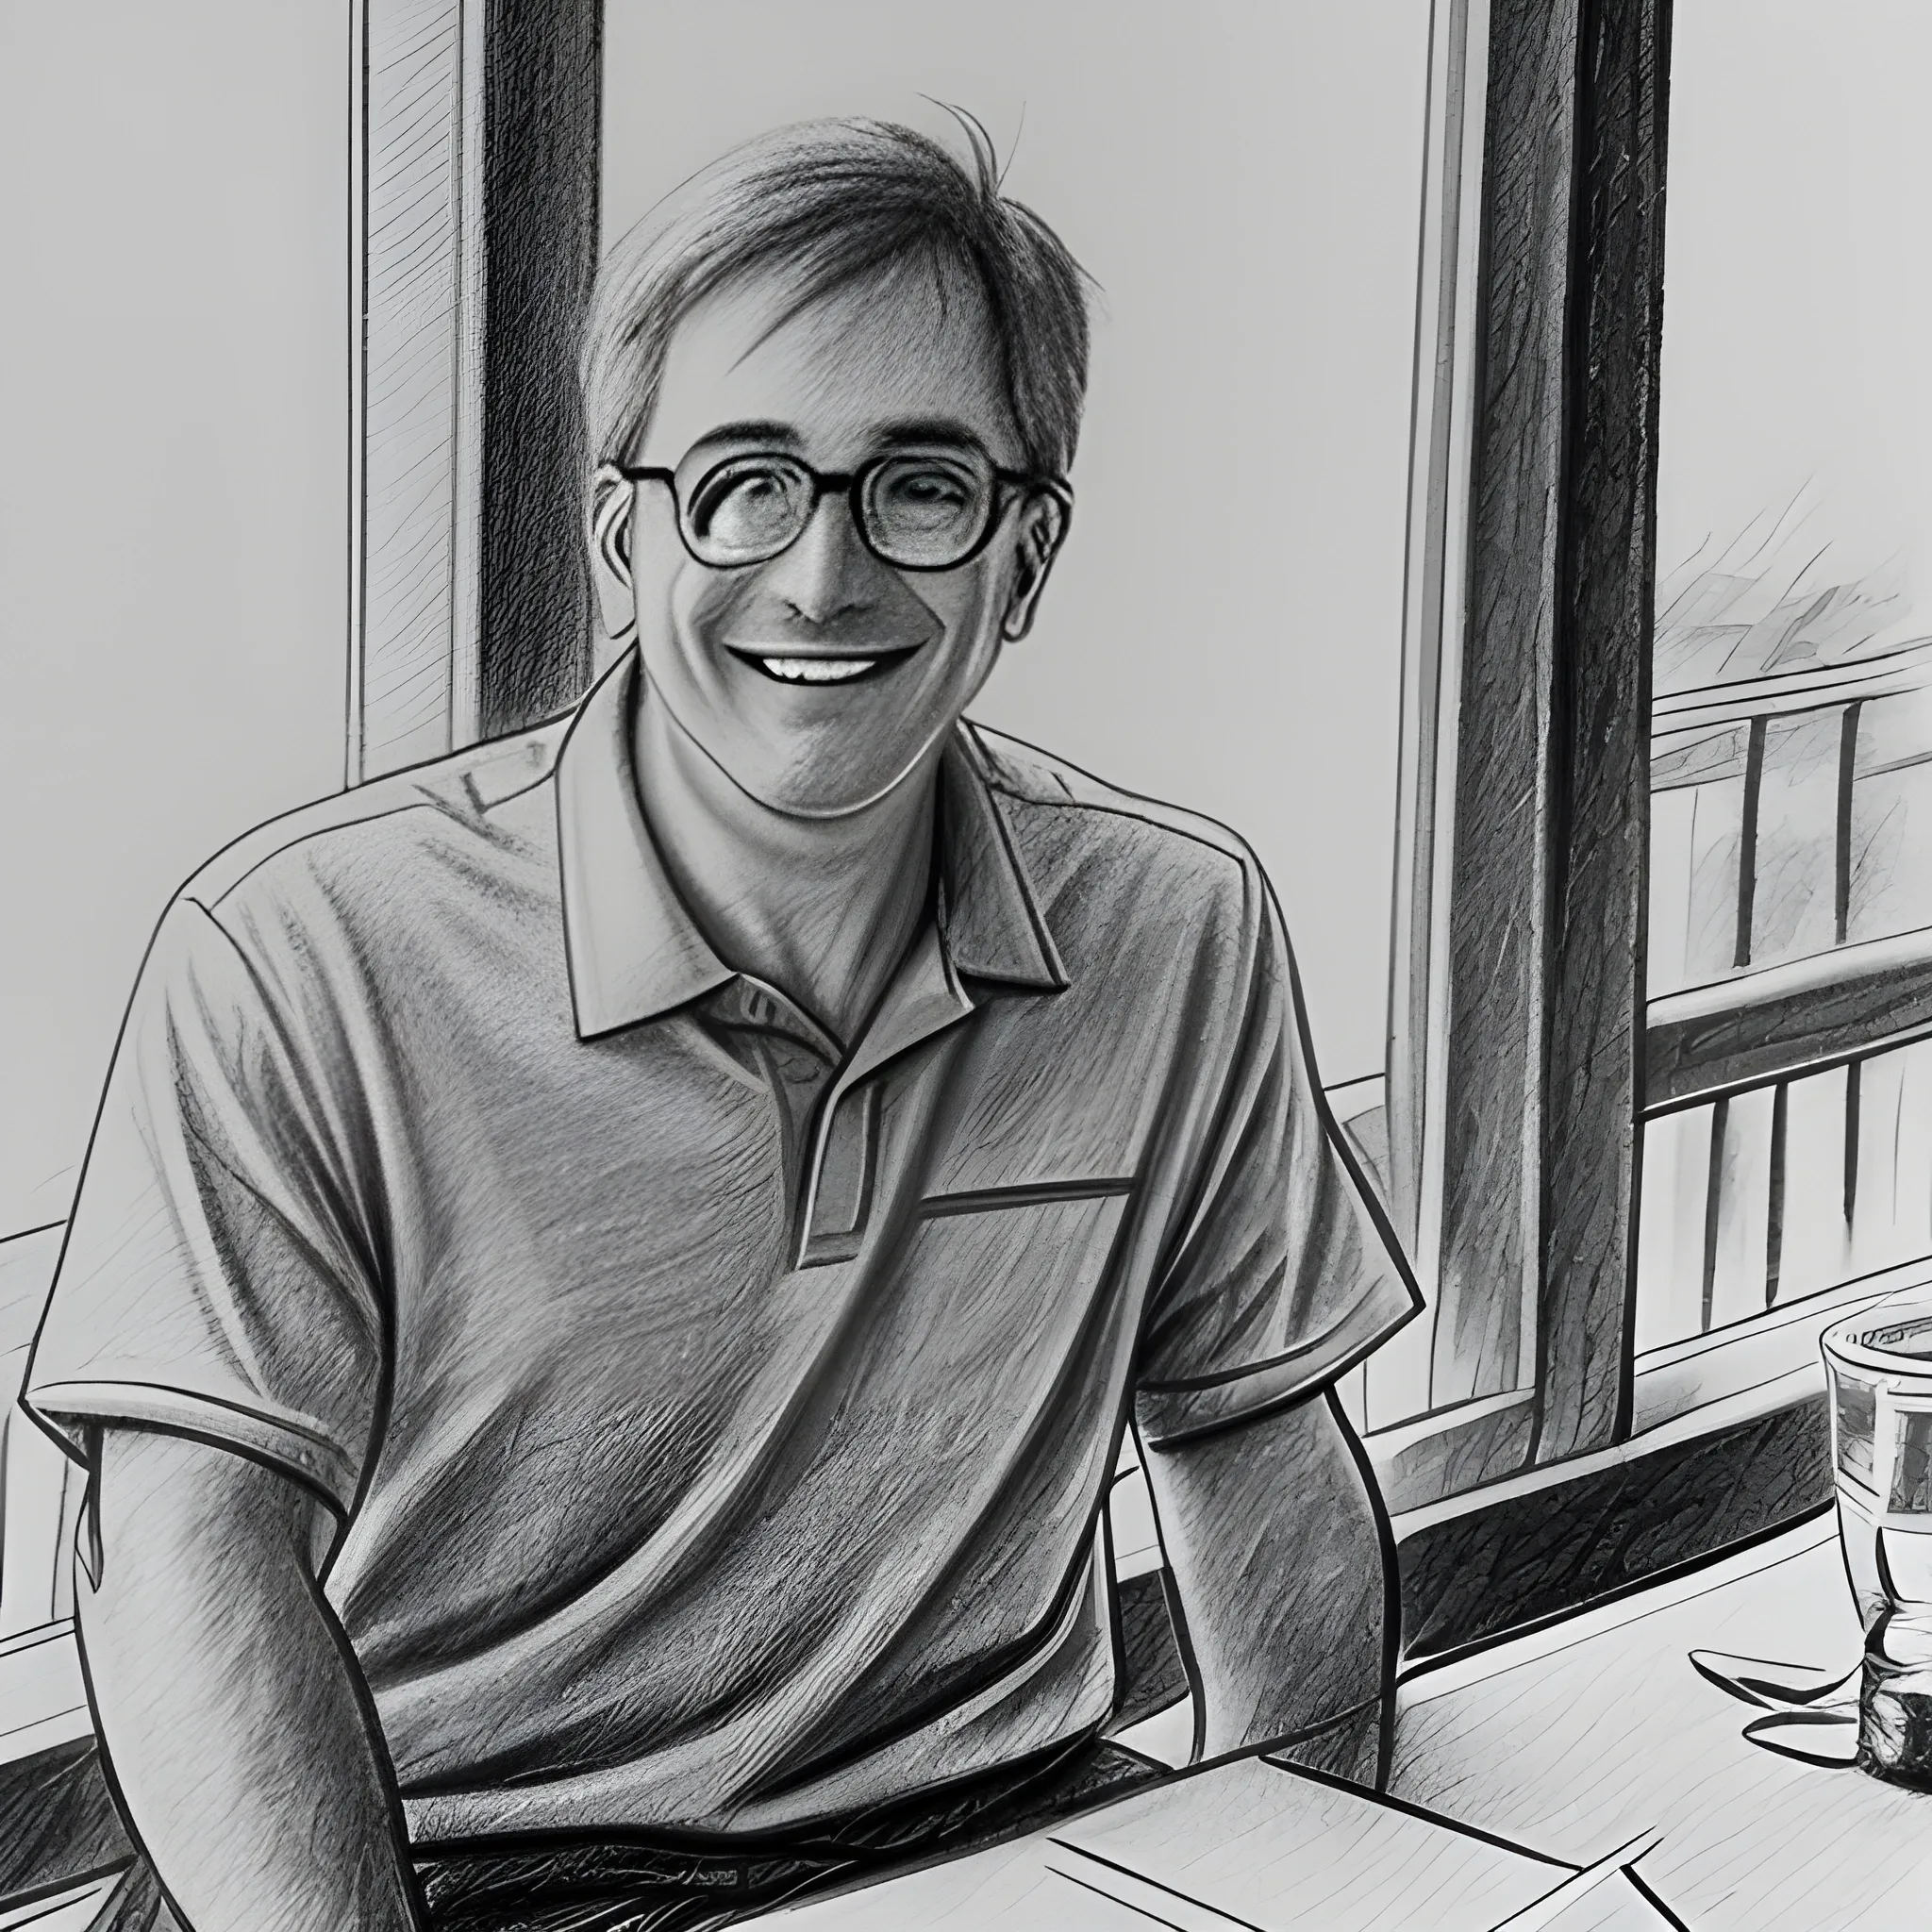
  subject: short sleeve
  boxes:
[1133,873,1421,1447]
[23,896,383,1512]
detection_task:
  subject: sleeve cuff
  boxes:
[21,1378,358,1512]
[1134,1269,1421,1448]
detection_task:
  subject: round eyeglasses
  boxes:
[617,448,1071,573]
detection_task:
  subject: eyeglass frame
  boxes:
[613,448,1074,574]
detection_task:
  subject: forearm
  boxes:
[79,1428,424,1932]
[1139,1386,1392,1780]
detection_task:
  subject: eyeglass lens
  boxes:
[682,454,996,568]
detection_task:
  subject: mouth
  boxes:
[726,646,922,687]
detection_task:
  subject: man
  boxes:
[25,117,1418,1931]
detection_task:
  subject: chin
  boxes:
[744,766,912,820]
[729,732,931,820]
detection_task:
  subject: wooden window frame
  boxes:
[1373,0,1668,1510]
[1376,0,1932,1668]
[1372,0,1690,1654]
[349,0,601,784]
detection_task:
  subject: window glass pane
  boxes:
[1649,2,1932,1000]
[1638,6,1932,1357]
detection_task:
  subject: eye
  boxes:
[894,470,969,507]
[869,457,984,536]
[687,458,810,557]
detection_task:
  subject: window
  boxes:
[1637,2,1932,1386]
[1364,0,1932,1671]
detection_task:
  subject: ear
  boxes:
[588,463,639,642]
[999,491,1071,643]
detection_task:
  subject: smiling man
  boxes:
[25,120,1419,1932]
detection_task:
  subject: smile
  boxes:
[727,647,922,686]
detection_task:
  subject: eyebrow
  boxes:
[677,417,995,464]
[681,421,805,458]
[869,419,989,453]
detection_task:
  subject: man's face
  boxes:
[592,258,1066,817]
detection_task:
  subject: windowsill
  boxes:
[1363,1250,1932,1526]
[1629,1250,1932,1436]
[1383,1367,1824,1542]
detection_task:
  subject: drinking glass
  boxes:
[1824,1297,1932,1784]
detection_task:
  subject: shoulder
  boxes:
[962,720,1265,923]
[177,717,569,916]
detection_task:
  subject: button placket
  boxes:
[789,923,983,1270]
[797,1081,882,1267]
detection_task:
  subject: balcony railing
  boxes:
[1641,639,1932,1353]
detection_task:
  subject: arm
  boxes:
[78,1426,425,1932]
[1138,1386,1394,1785]
[1132,861,1416,1785]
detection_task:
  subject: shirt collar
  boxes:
[555,647,1065,1041]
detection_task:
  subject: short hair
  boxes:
[580,115,1094,489]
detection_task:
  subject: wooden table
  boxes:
[765,1747,1676,1929]
[1394,1513,1932,1929]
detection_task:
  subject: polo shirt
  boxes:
[24,645,1418,1842]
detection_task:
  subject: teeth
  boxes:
[759,657,877,683]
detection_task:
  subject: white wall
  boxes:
[601,0,1430,1084]
[0,2,348,1237]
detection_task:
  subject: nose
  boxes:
[759,490,879,627]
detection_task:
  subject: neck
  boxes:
[632,681,940,1045]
